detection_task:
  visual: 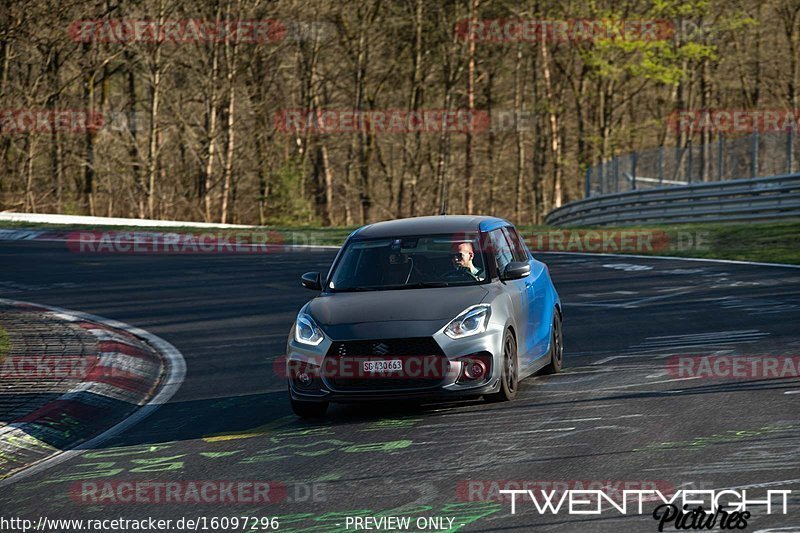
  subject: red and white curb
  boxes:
[0,298,185,487]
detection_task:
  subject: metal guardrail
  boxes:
[545,173,800,226]
[585,130,800,197]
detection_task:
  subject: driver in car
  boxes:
[452,242,484,280]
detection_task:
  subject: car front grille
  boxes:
[323,337,448,391]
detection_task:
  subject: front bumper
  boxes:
[289,381,501,403]
[285,323,505,403]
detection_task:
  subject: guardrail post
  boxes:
[718,134,724,181]
[751,130,759,178]
[787,128,794,174]
[630,152,637,190]
[585,166,591,198]
[658,146,664,186]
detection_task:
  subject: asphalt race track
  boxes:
[1,240,799,532]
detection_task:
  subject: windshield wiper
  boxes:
[333,282,451,292]
[391,282,451,289]
[332,286,380,292]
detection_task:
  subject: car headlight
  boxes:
[444,304,491,339]
[295,313,324,345]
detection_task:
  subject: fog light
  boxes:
[464,360,486,380]
[456,354,492,384]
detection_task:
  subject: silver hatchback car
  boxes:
[285,215,562,417]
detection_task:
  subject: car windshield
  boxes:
[328,234,488,292]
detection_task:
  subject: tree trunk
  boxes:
[463,0,478,215]
[484,70,496,214]
[513,43,524,221]
[82,41,95,215]
[146,3,164,219]
[202,2,222,222]
[540,41,562,210]
[308,30,333,225]
[701,56,711,181]
[435,91,452,214]
[401,0,424,218]
[125,49,144,217]
[47,49,63,212]
[220,2,238,224]
[355,23,371,224]
[24,137,36,212]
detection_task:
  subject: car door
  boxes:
[504,226,550,362]
[488,228,533,366]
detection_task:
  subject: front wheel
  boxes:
[485,330,519,403]
[542,310,563,375]
[289,393,328,418]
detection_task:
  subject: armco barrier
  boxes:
[545,174,800,226]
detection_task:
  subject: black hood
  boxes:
[306,285,489,340]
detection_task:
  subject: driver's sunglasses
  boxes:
[452,252,464,260]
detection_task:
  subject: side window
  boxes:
[489,229,515,274]
[502,227,529,262]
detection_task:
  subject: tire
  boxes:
[542,309,563,375]
[289,393,328,418]
[485,330,519,403]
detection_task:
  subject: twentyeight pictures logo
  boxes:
[495,488,791,531]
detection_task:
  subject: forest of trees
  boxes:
[1,0,798,226]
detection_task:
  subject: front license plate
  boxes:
[363,360,403,373]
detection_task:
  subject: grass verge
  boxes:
[517,220,800,265]
[0,325,9,363]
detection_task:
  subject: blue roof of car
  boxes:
[351,215,511,239]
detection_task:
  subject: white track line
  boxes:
[0,298,186,488]
[0,212,253,228]
[538,250,800,269]
[17,235,341,251]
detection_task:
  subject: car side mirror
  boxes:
[502,261,531,281]
[301,272,322,291]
